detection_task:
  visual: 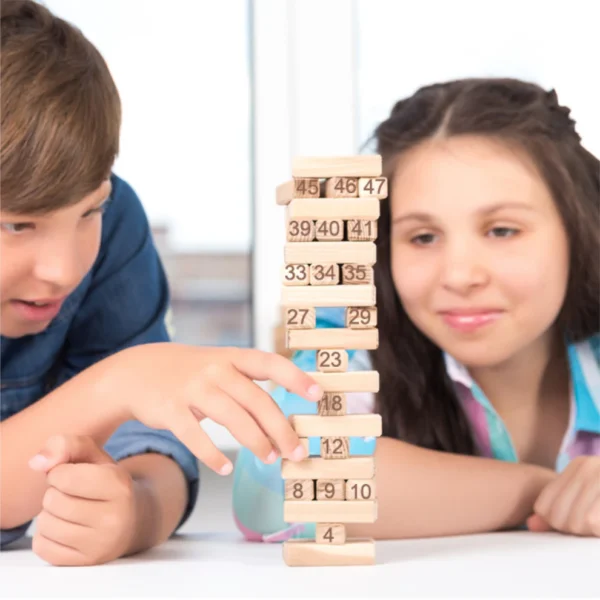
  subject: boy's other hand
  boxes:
[527,456,600,537]
[29,435,138,566]
[110,344,323,476]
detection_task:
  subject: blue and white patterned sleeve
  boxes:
[232,308,377,542]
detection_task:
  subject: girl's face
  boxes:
[0,181,111,338]
[390,135,570,368]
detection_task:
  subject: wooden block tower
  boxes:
[276,156,388,567]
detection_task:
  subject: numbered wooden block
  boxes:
[283,539,375,566]
[290,414,382,437]
[345,479,376,501]
[316,523,346,545]
[358,177,388,199]
[325,177,358,198]
[309,263,339,286]
[294,178,321,197]
[282,264,309,286]
[316,349,348,372]
[342,264,373,285]
[292,156,382,178]
[321,437,349,459]
[287,198,379,220]
[283,500,377,523]
[287,328,378,350]
[285,479,315,501]
[316,479,345,501]
[346,307,377,329]
[318,392,347,415]
[281,285,376,308]
[306,371,379,393]
[285,307,316,330]
[281,456,374,480]
[347,219,378,241]
[287,219,315,242]
[284,242,376,266]
[315,219,343,241]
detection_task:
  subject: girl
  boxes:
[233,77,600,541]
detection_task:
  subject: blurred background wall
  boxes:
[44,0,599,452]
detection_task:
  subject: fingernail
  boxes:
[28,454,50,471]
[264,450,278,464]
[307,384,323,400]
[219,462,233,476]
[291,444,307,461]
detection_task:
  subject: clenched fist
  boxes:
[30,435,139,566]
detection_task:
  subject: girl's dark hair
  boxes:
[368,77,599,455]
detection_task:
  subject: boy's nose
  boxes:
[33,239,81,291]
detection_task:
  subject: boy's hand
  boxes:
[29,435,138,566]
[527,456,600,537]
[110,344,323,475]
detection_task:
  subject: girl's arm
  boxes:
[347,436,556,540]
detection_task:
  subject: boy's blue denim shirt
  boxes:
[0,173,199,548]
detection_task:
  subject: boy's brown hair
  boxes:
[1,0,121,214]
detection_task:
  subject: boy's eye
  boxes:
[488,226,519,238]
[0,222,33,233]
[83,199,110,219]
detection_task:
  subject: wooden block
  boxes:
[316,479,345,500]
[281,456,374,480]
[285,479,315,501]
[314,219,343,241]
[321,437,349,459]
[345,479,376,501]
[341,264,373,285]
[287,328,378,350]
[347,219,378,241]
[318,392,347,415]
[284,242,376,266]
[287,219,315,242]
[285,307,316,329]
[287,198,379,220]
[283,539,375,566]
[276,179,320,205]
[305,371,379,393]
[281,285,376,308]
[284,500,377,523]
[290,414,382,437]
[346,306,377,329]
[309,263,339,286]
[325,177,358,198]
[316,349,348,372]
[358,177,388,199]
[282,264,309,286]
[292,156,382,178]
[315,523,346,545]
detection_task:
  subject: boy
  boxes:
[0,0,320,565]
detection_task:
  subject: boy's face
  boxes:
[389,135,570,369]
[0,180,111,338]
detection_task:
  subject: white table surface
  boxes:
[2,530,599,598]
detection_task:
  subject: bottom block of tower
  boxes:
[283,539,375,567]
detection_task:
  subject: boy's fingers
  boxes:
[168,409,233,476]
[214,365,307,461]
[29,435,114,473]
[230,349,323,402]
[192,384,277,464]
[47,463,116,500]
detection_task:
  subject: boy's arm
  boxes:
[1,175,197,542]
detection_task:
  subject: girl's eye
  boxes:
[410,233,437,246]
[0,222,33,233]
[488,226,519,238]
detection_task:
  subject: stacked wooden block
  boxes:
[276,156,387,567]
